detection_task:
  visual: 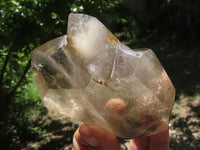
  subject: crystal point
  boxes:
[31,13,175,138]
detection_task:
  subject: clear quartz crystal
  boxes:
[31,13,175,138]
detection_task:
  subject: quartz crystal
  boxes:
[31,13,175,138]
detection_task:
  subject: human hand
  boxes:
[72,124,169,150]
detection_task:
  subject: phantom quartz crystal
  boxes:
[31,13,175,138]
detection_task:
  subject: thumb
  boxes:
[73,124,120,150]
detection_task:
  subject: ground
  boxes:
[169,95,200,150]
[17,95,200,150]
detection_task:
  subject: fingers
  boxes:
[148,130,169,150]
[73,125,169,150]
[129,130,169,150]
[73,124,120,150]
[73,128,89,150]
[129,136,149,150]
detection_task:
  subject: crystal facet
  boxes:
[31,13,175,138]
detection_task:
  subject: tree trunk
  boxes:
[0,48,11,90]
[9,59,31,97]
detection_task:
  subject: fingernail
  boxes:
[82,135,99,147]
[73,136,80,150]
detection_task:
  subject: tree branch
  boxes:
[9,59,31,96]
[0,48,11,89]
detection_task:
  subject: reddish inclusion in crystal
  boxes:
[106,98,126,115]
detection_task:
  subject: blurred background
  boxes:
[0,0,199,149]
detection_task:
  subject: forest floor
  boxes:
[17,95,200,150]
[169,94,200,150]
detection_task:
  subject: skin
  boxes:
[73,95,169,150]
[73,124,169,150]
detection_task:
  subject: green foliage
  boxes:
[173,103,180,109]
[1,75,47,142]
